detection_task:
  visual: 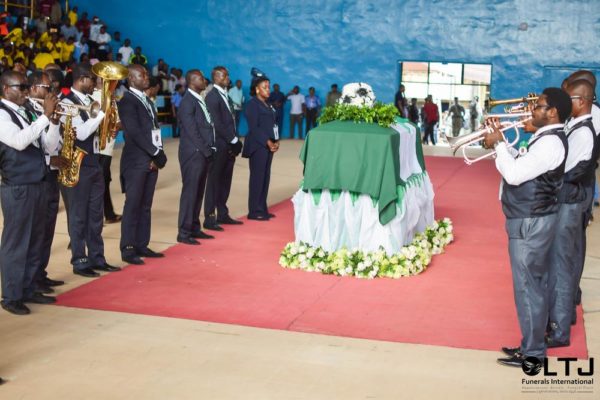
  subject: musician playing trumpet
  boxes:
[483,88,572,368]
[25,71,71,295]
[0,71,60,315]
[59,63,121,278]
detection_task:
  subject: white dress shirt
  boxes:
[564,114,594,173]
[61,88,105,147]
[591,103,600,135]
[495,123,566,186]
[0,98,55,151]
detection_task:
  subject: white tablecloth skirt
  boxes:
[292,174,435,255]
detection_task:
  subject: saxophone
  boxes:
[58,112,87,187]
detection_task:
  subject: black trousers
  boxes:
[120,167,158,257]
[0,182,46,302]
[305,108,318,134]
[248,147,273,218]
[36,170,60,283]
[62,165,105,270]
[178,153,210,237]
[99,154,117,220]
[289,114,303,139]
[204,148,235,222]
[423,123,436,145]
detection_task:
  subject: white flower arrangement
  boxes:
[279,218,454,279]
[339,82,376,107]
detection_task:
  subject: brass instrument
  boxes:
[447,112,532,165]
[92,61,129,150]
[28,97,101,118]
[488,94,538,113]
[28,97,99,187]
[57,110,87,187]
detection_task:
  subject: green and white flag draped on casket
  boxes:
[293,118,435,255]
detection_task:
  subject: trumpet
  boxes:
[488,94,538,114]
[28,97,101,118]
[447,112,532,165]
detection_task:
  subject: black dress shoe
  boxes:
[0,376,5,385]
[137,248,165,258]
[1,300,30,315]
[497,353,527,368]
[267,213,276,218]
[36,284,54,294]
[191,231,214,239]
[122,255,145,265]
[93,263,122,272]
[43,277,65,286]
[501,346,521,357]
[105,215,122,224]
[74,267,100,277]
[217,215,243,225]
[546,337,570,348]
[177,236,200,245]
[248,214,270,221]
[24,293,56,304]
[204,223,224,231]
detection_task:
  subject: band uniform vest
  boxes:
[501,127,568,219]
[0,102,47,185]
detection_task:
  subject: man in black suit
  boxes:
[118,65,167,265]
[0,70,59,314]
[61,63,121,278]
[177,69,216,244]
[203,66,243,231]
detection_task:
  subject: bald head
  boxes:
[566,70,596,89]
[567,79,594,117]
[127,64,149,91]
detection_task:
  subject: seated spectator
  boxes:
[60,18,78,40]
[68,6,78,26]
[73,36,89,62]
[96,25,111,60]
[33,45,55,69]
[128,46,147,65]
[61,36,75,66]
[118,38,133,65]
[75,11,90,38]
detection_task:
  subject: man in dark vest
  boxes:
[176,69,216,245]
[118,64,167,265]
[0,70,59,315]
[61,63,121,277]
[545,80,598,348]
[483,88,572,367]
[25,71,69,293]
[203,66,243,231]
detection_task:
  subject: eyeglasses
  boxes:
[533,104,551,111]
[32,84,51,89]
[570,95,593,101]
[8,83,30,91]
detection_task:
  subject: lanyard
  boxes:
[130,90,159,129]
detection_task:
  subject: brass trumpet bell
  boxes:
[92,61,129,150]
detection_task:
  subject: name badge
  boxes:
[273,125,279,140]
[152,128,163,148]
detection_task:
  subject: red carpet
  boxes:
[57,157,587,358]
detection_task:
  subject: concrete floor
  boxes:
[0,139,598,399]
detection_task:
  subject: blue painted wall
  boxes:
[75,0,600,136]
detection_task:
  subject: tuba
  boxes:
[92,61,129,150]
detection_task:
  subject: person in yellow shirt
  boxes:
[0,44,14,67]
[33,46,55,70]
[61,37,75,65]
[68,6,79,26]
[50,35,64,62]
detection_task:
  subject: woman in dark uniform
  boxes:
[242,70,279,220]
